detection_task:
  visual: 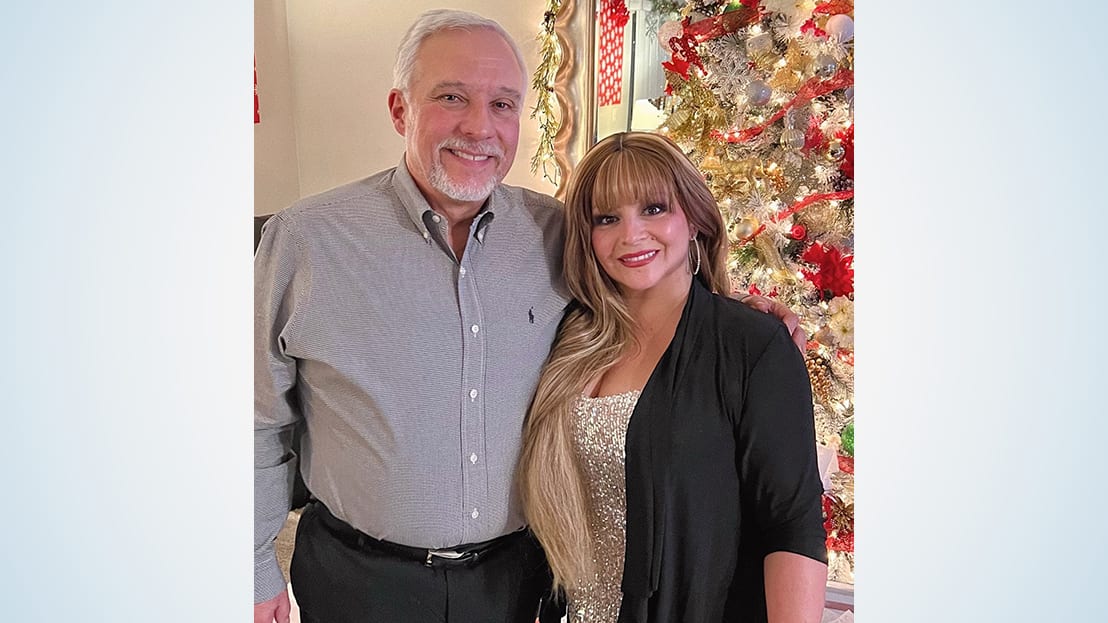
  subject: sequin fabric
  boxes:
[568,390,640,623]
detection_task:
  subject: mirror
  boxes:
[592,0,675,141]
[541,0,678,189]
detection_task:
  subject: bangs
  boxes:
[588,149,675,213]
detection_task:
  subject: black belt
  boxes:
[312,501,526,568]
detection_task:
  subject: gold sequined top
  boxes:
[568,390,640,623]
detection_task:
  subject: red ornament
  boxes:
[837,455,854,474]
[801,243,854,298]
[837,124,854,179]
[789,224,807,240]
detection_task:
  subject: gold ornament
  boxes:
[723,157,764,187]
[753,233,789,274]
[745,32,776,68]
[700,149,723,172]
[768,65,805,92]
[735,216,760,239]
[805,354,834,403]
[770,268,797,284]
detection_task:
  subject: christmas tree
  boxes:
[656,0,855,583]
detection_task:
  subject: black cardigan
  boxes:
[616,280,827,622]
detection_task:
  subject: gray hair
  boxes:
[392,9,527,95]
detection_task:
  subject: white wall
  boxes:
[254,0,301,216]
[255,0,559,215]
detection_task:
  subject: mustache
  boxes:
[438,138,504,159]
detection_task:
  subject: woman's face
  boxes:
[589,197,695,298]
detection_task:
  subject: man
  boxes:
[255,9,803,623]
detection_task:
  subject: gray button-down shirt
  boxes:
[254,159,568,601]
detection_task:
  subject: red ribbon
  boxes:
[814,0,854,15]
[775,190,853,222]
[715,68,853,144]
[738,190,854,243]
[684,6,761,42]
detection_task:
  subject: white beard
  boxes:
[428,137,506,202]
[428,160,501,202]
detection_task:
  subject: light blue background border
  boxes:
[863,1,1108,620]
[2,1,1106,620]
[2,3,251,620]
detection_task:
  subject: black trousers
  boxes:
[290,501,555,623]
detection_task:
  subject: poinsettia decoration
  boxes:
[801,243,854,298]
[823,493,854,552]
[802,114,829,155]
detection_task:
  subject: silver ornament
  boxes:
[780,128,806,150]
[813,53,838,79]
[745,79,772,106]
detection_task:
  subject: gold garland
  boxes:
[530,0,564,186]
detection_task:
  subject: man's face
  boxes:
[389,28,524,213]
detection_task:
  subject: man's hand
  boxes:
[738,294,807,352]
[255,590,291,623]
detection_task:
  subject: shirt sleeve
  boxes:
[735,325,828,564]
[254,213,309,602]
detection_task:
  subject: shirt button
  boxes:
[471,508,480,519]
[469,389,478,400]
[470,324,480,335]
[470,453,478,464]
[459,267,466,277]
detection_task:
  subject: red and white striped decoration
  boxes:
[597,0,630,106]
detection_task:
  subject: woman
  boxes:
[519,132,828,622]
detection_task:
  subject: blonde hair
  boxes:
[518,132,729,592]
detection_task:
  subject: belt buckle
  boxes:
[425,548,468,566]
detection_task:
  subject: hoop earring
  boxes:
[689,237,701,276]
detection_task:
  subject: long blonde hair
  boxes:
[518,132,729,592]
